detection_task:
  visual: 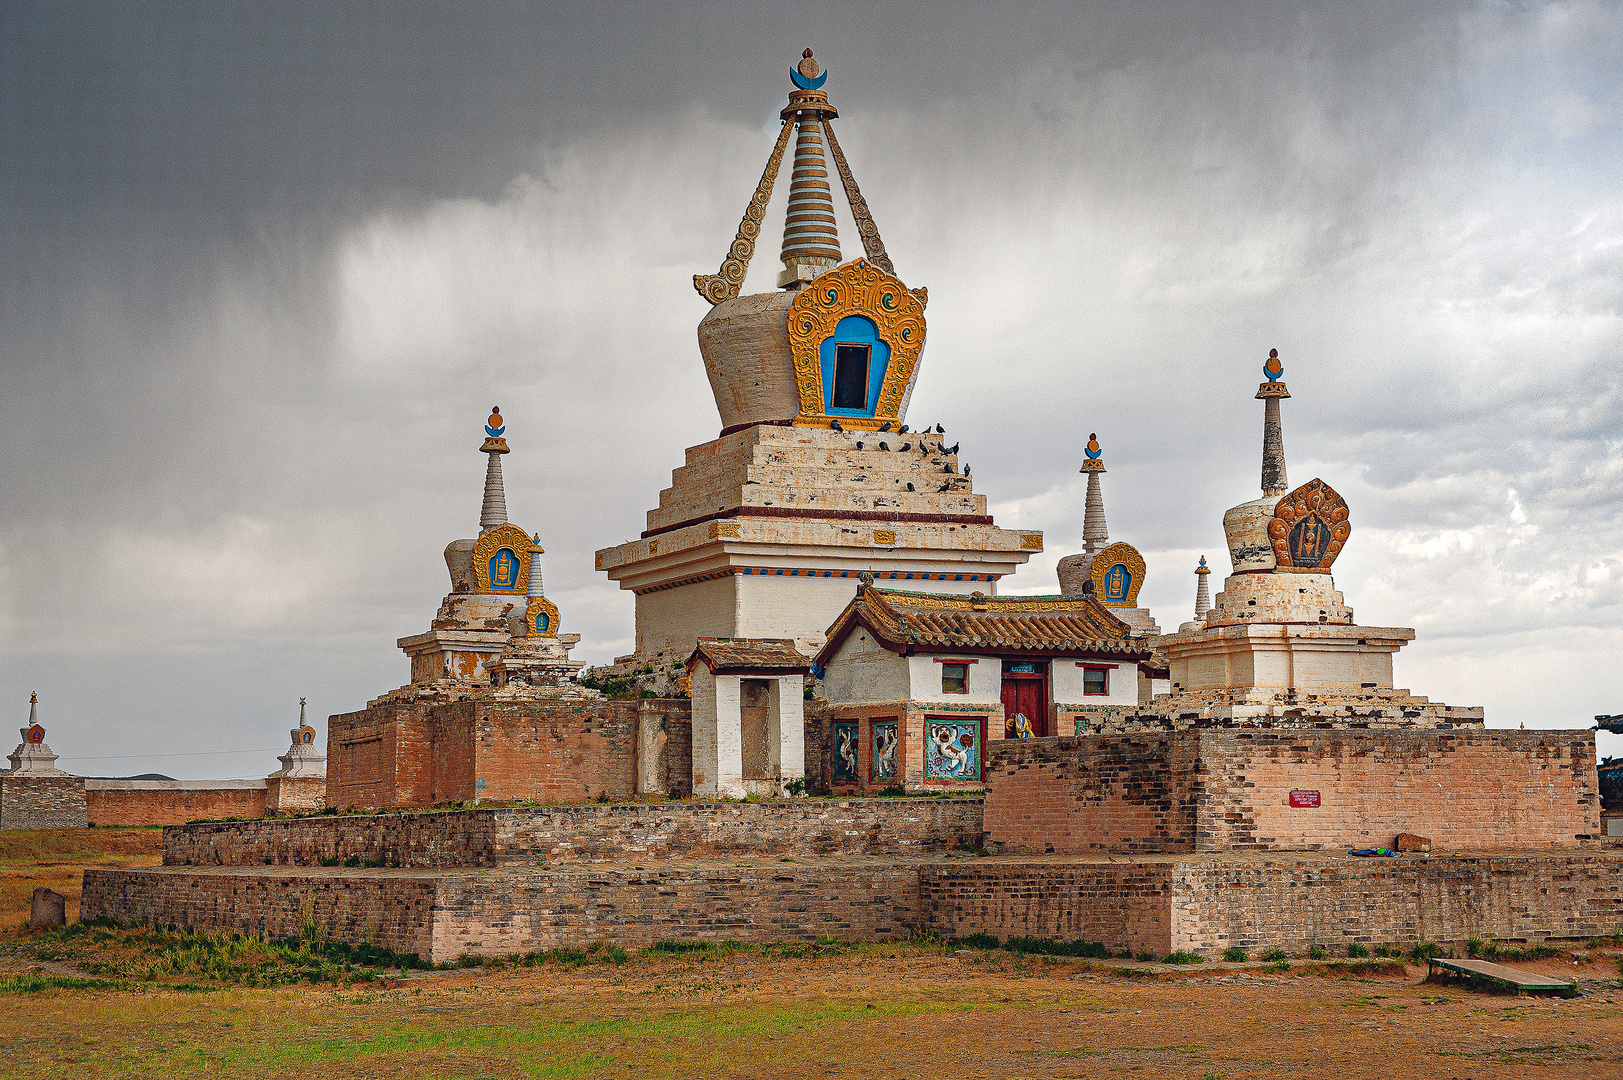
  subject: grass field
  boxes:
[0,828,161,925]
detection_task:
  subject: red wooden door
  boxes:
[1000,671,1048,737]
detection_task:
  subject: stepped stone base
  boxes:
[84,847,1623,965]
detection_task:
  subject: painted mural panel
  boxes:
[924,719,981,782]
[871,720,898,781]
[832,721,860,783]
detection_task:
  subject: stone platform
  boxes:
[80,795,1622,965]
[83,847,1623,965]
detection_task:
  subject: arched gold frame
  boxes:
[1089,542,1146,607]
[1270,479,1351,571]
[786,260,926,430]
[472,523,534,593]
[526,596,561,638]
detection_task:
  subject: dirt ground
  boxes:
[0,828,161,925]
[2,943,1620,1079]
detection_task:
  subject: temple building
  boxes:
[595,53,1043,685]
[1146,352,1482,728]
[814,579,1150,792]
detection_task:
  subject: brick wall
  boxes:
[0,774,88,829]
[84,780,267,826]
[1199,729,1600,850]
[984,729,1601,855]
[984,734,1201,855]
[161,797,987,868]
[264,776,326,815]
[920,860,1175,955]
[82,867,438,959]
[1169,851,1623,954]
[326,696,692,811]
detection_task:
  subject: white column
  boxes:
[775,676,806,789]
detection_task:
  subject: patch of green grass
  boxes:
[1260,948,1288,962]
[0,974,128,993]
[1221,947,1248,963]
[1347,942,1370,958]
[19,922,419,987]
[1003,936,1112,960]
[1307,946,1327,960]
[1161,951,1205,965]
[952,933,1001,950]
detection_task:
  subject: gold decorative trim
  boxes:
[693,120,796,306]
[822,119,894,277]
[1090,541,1146,607]
[1255,381,1291,399]
[472,523,533,593]
[525,596,561,638]
[1270,479,1350,571]
[787,259,926,428]
[709,521,742,539]
[1020,533,1044,551]
[872,529,897,545]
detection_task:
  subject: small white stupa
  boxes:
[273,698,326,779]
[7,693,66,775]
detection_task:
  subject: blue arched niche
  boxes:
[819,316,891,417]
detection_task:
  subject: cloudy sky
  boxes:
[3,1,1619,777]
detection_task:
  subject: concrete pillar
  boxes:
[636,702,669,796]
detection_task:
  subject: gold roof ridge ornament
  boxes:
[694,49,903,305]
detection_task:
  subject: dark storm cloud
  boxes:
[2,1,1619,774]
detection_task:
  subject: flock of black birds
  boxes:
[831,417,964,474]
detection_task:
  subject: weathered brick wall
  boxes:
[85,781,268,826]
[433,862,919,958]
[85,862,919,963]
[161,798,986,868]
[0,774,88,829]
[984,729,1601,855]
[264,776,327,815]
[984,734,1200,855]
[1170,851,1623,954]
[1199,729,1601,850]
[82,867,437,959]
[471,701,639,804]
[327,696,690,811]
[919,860,1175,955]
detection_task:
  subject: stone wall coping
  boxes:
[86,779,268,792]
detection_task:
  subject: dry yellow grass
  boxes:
[0,828,161,925]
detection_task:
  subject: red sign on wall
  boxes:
[1289,789,1321,808]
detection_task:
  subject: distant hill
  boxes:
[82,773,177,781]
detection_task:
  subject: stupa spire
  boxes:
[479,406,510,533]
[1193,556,1212,621]
[1257,348,1290,497]
[527,533,545,599]
[694,50,897,304]
[1080,433,1109,556]
[28,690,37,727]
[778,51,841,288]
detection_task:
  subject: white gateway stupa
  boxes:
[596,52,1042,671]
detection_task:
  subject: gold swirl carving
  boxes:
[693,121,796,306]
[472,523,534,593]
[1268,478,1351,572]
[1089,542,1146,607]
[786,259,926,428]
[525,596,561,638]
[822,119,895,277]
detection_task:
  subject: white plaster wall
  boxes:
[635,576,738,656]
[821,631,910,704]
[1052,659,1137,705]
[905,654,1000,703]
[736,574,992,652]
[712,673,744,798]
[772,676,806,784]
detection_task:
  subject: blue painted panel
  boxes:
[819,316,891,417]
[488,548,520,590]
[1103,564,1132,603]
